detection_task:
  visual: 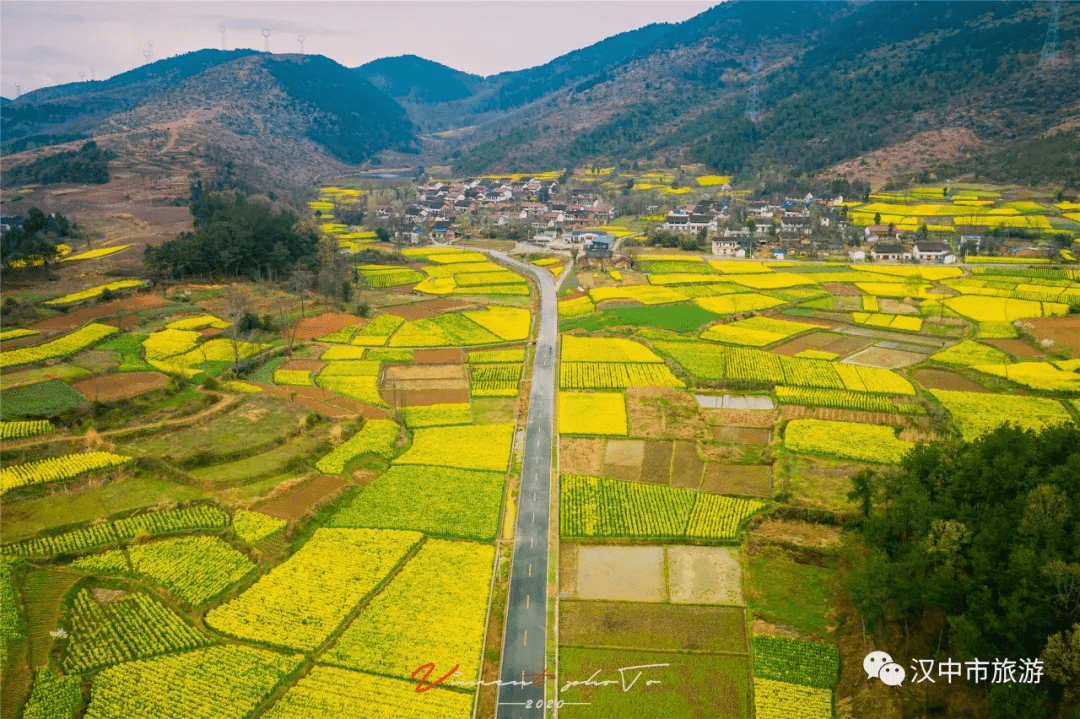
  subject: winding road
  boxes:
[484,250,558,719]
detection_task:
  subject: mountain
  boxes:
[1,50,417,193]
[356,55,482,103]
[431,0,1079,188]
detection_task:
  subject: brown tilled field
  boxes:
[706,409,776,429]
[382,298,474,321]
[292,312,365,340]
[559,438,606,476]
[701,462,771,497]
[412,348,466,364]
[912,368,990,392]
[982,338,1047,359]
[32,294,174,332]
[381,388,470,407]
[251,474,352,521]
[1022,316,1080,354]
[770,331,874,358]
[72,371,170,402]
[278,359,326,373]
[670,440,704,489]
[711,425,772,444]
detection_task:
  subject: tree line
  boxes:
[846,423,1080,718]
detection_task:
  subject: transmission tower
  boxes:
[220,25,227,50]
[79,71,85,82]
[298,35,305,54]
[1041,0,1061,68]
[15,84,21,98]
[745,57,762,123]
[146,41,154,63]
[262,28,271,52]
[142,49,151,65]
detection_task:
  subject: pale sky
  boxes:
[0,1,718,99]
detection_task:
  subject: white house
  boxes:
[663,211,690,231]
[849,249,866,262]
[912,242,952,263]
[871,243,911,262]
[712,239,745,257]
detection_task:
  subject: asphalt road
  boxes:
[485,250,559,718]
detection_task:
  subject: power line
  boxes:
[745,56,762,123]
[1041,0,1061,68]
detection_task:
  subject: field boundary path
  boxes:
[483,249,558,719]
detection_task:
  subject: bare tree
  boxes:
[274,293,301,351]
[223,288,254,366]
[291,267,314,318]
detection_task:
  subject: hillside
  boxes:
[0,51,416,195]
[356,54,482,103]
[437,0,1079,188]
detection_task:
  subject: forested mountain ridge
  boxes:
[432,0,1079,186]
[0,51,416,194]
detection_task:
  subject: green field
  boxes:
[558,647,750,719]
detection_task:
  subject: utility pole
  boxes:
[745,56,762,123]
[1041,0,1061,68]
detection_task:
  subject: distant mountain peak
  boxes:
[356,54,482,103]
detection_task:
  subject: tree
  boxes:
[847,468,877,518]
[223,289,254,367]
[291,267,314,318]
[1042,624,1080,699]
[874,211,882,225]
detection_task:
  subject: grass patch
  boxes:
[188,429,330,485]
[560,601,747,653]
[122,396,306,465]
[558,647,749,719]
[747,546,835,640]
[0,477,211,543]
[560,303,721,334]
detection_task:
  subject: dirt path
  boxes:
[2,391,240,450]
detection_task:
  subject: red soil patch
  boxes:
[413,348,466,364]
[1021,316,1080,354]
[33,294,173,331]
[72,371,169,402]
[382,298,473,321]
[293,312,366,340]
[279,359,326,373]
[982,339,1047,359]
[251,474,351,521]
[0,335,47,350]
[913,368,991,393]
[199,327,223,339]
[380,388,471,406]
[100,315,144,331]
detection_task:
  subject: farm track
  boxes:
[1,391,239,450]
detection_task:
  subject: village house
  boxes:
[864,224,901,243]
[870,243,911,262]
[711,239,746,257]
[912,241,953,263]
[663,211,690,231]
